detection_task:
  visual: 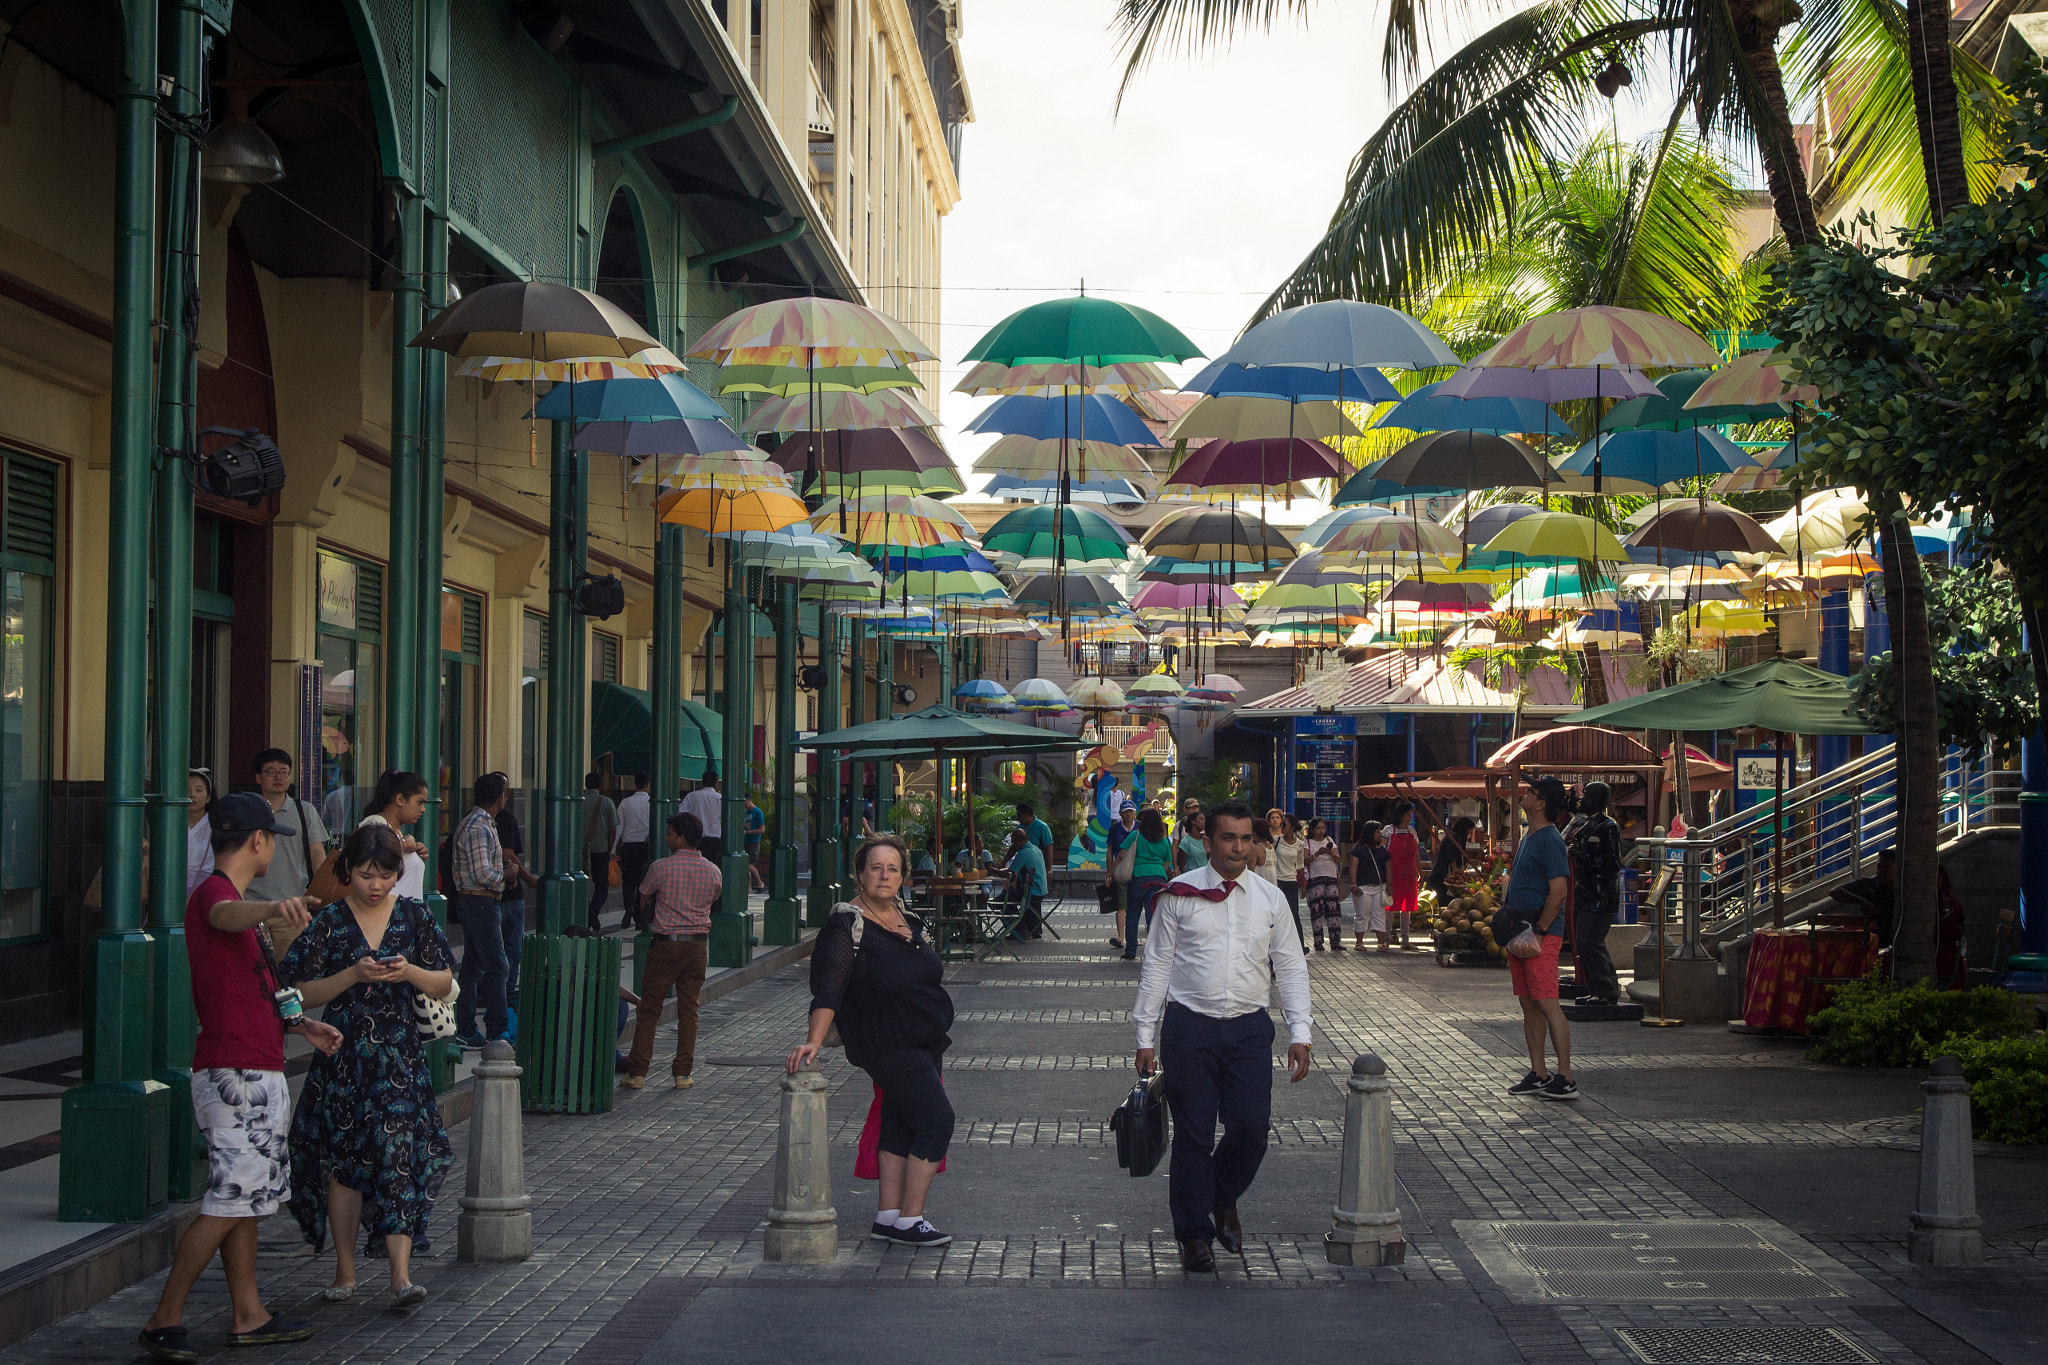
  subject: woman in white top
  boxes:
[1302,817,1344,950]
[1265,807,1307,948]
[185,769,216,895]
[357,769,431,901]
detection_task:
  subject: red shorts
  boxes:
[1509,932,1564,999]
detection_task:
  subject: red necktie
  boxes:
[1163,879,1236,902]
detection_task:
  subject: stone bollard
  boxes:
[1908,1056,1983,1266]
[457,1040,533,1262]
[1325,1053,1405,1266]
[763,1064,837,1263]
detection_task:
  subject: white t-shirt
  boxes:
[357,813,425,901]
[616,790,652,847]
[680,785,723,838]
[186,815,215,896]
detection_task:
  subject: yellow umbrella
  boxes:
[656,487,809,534]
[1477,510,1629,562]
[1815,550,1883,584]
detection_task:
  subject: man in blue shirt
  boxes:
[1016,802,1053,863]
[1504,777,1577,1102]
[1004,829,1048,941]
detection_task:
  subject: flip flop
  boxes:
[138,1327,198,1364]
[226,1317,317,1348]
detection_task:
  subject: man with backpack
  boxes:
[243,749,329,903]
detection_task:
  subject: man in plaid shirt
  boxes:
[452,773,514,1048]
[623,811,722,1090]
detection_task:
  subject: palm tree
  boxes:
[1449,616,1584,741]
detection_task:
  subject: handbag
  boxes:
[1095,883,1119,914]
[413,976,460,1040]
[1112,842,1135,885]
[608,854,622,888]
[1110,1070,1169,1178]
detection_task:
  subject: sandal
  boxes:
[138,1327,197,1364]
[321,1283,356,1302]
[392,1283,428,1309]
[1108,938,1123,949]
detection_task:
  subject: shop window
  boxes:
[315,550,382,827]
[440,587,483,826]
[0,453,57,942]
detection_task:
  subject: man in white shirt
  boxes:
[679,773,724,864]
[614,773,653,932]
[1133,798,1313,1273]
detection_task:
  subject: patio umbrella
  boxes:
[577,417,752,457]
[1626,501,1781,555]
[1371,431,1551,490]
[1372,381,1558,435]
[1572,657,1868,733]
[1164,437,1349,488]
[1218,300,1460,370]
[1164,395,1363,443]
[964,393,1160,446]
[412,280,659,360]
[954,359,1174,396]
[1182,360,1401,403]
[740,388,939,434]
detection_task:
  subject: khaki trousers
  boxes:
[627,939,709,1079]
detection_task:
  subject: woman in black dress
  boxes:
[786,833,956,1247]
[280,823,455,1308]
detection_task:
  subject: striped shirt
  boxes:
[452,806,505,894]
[639,848,722,935]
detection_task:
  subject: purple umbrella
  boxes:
[1164,437,1349,489]
[1131,580,1242,611]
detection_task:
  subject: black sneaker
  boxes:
[1539,1074,1580,1101]
[878,1218,952,1247]
[1507,1070,1547,1096]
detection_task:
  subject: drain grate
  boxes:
[1617,1327,1874,1365]
[1462,1220,1855,1303]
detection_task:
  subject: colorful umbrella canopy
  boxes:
[1218,300,1459,370]
[802,464,965,497]
[1600,368,1788,429]
[1558,429,1756,485]
[1625,501,1781,554]
[576,417,752,457]
[711,361,921,396]
[953,359,1174,396]
[1010,678,1074,712]
[812,493,973,546]
[528,372,728,421]
[983,474,1147,506]
[1142,507,1296,568]
[740,389,939,433]
[1164,395,1362,442]
[970,434,1152,480]
[1067,678,1128,711]
[1479,510,1630,562]
[1685,350,1821,409]
[963,294,1203,367]
[656,487,809,533]
[964,393,1159,445]
[1249,580,1369,621]
[454,347,684,382]
[413,281,659,360]
[1483,306,1721,370]
[1372,381,1558,435]
[1165,437,1348,488]
[1815,550,1884,583]
[687,297,935,367]
[1181,360,1401,403]
[954,679,1017,712]
[1494,564,1618,604]
[1371,432,1551,489]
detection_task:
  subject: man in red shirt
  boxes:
[139,794,342,1364]
[622,812,722,1091]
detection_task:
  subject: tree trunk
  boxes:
[1737,17,1822,246]
[1880,509,1941,982]
[1903,0,1971,224]
[1583,641,1610,708]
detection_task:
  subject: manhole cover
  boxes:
[703,1056,786,1067]
[1617,1327,1874,1365]
[1458,1220,1857,1303]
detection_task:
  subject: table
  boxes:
[928,879,1002,960]
[1741,928,1877,1034]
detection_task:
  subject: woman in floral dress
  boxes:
[280,822,455,1309]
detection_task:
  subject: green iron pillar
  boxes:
[146,0,206,1204]
[876,636,895,814]
[845,617,866,898]
[384,192,423,803]
[540,422,589,934]
[710,548,753,967]
[763,579,800,943]
[60,0,168,1223]
[643,522,685,983]
[807,610,841,925]
[416,213,448,923]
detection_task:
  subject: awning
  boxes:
[590,681,720,782]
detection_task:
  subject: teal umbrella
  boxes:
[982,504,1130,565]
[1567,657,1868,734]
[963,295,1202,367]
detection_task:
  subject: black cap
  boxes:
[210,791,297,838]
[1529,776,1571,809]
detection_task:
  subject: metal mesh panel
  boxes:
[364,0,415,183]
[449,0,575,279]
[1616,1328,1875,1365]
[1483,1222,1848,1303]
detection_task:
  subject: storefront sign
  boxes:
[1733,749,1780,812]
[317,554,358,630]
[1294,715,1357,737]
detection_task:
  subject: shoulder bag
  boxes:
[403,902,461,1039]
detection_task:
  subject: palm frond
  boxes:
[1110,0,1319,111]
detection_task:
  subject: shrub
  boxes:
[1935,1034,2048,1146]
[1806,976,2031,1068]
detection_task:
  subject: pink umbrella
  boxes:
[1131,580,1243,611]
[1436,365,1661,401]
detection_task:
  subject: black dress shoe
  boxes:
[1179,1235,1216,1272]
[1212,1204,1243,1254]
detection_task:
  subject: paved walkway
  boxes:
[4,917,2044,1364]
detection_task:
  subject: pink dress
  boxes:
[1387,827,1421,918]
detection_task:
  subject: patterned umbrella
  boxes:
[954,679,1018,712]
[1010,678,1073,713]
[1483,306,1720,371]
[954,360,1175,396]
[712,361,922,396]
[1125,674,1186,710]
[981,504,1132,563]
[971,435,1152,480]
[454,347,685,381]
[628,452,793,493]
[1130,580,1241,611]
[1601,368,1788,430]
[810,493,973,547]
[1435,362,1661,402]
[1316,513,1460,558]
[1685,350,1822,409]
[686,297,935,367]
[1187,674,1243,700]
[1067,677,1127,711]
[740,389,938,434]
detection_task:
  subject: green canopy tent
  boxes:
[798,705,1082,872]
[1566,657,1871,928]
[590,681,721,784]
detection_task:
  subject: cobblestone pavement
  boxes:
[6,932,2043,1364]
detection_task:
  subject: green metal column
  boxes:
[937,638,955,827]
[710,546,753,967]
[540,422,589,934]
[844,617,866,898]
[60,0,168,1223]
[415,213,454,1090]
[642,523,685,983]
[763,579,800,943]
[385,191,423,796]
[146,0,206,1205]
[876,636,895,814]
[807,611,840,924]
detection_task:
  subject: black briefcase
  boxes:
[1109,1071,1169,1177]
[1096,883,1119,914]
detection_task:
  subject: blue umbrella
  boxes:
[859,541,998,575]
[983,473,1147,505]
[1372,380,1557,434]
[528,372,728,421]
[1180,360,1400,403]
[572,416,751,456]
[962,393,1159,446]
[1332,460,1459,506]
[1559,428,1755,485]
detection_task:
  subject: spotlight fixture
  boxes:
[573,573,626,619]
[193,426,286,505]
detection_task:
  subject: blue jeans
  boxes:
[500,895,526,1005]
[1124,877,1164,955]
[454,894,509,1038]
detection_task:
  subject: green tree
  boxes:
[1449,616,1583,740]
[1852,563,2038,758]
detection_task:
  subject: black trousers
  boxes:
[1573,904,1620,1000]
[1158,1003,1273,1240]
[618,840,651,930]
[585,852,612,929]
[865,1045,953,1163]
[698,834,725,867]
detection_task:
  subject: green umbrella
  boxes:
[1601,369,1788,431]
[1568,657,1868,733]
[962,295,1203,367]
[981,504,1130,563]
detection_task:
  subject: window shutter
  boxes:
[3,455,59,569]
[355,561,384,635]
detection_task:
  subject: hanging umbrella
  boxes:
[811,493,972,548]
[1138,553,1281,582]
[1125,674,1187,707]
[577,417,752,457]
[1600,368,1789,430]
[802,463,965,497]
[1217,300,1460,370]
[1711,438,1806,494]
[1010,678,1074,713]
[1182,360,1401,402]
[964,393,1160,446]
[712,360,922,396]
[1384,578,1496,612]
[1451,503,1545,542]
[1815,550,1884,584]
[888,567,1009,601]
[630,453,792,493]
[1142,506,1295,568]
[454,346,685,381]
[412,280,660,360]
[1300,505,1400,549]
[1011,573,1127,613]
[981,504,1132,562]
[1436,363,1662,402]
[1130,580,1242,611]
[963,294,1203,368]
[1558,429,1757,485]
[1685,350,1822,409]
[1164,395,1363,443]
[1273,550,1378,585]
[1372,381,1558,435]
[954,359,1174,396]
[983,474,1148,506]
[687,296,935,368]
[773,426,950,474]
[1068,679,1128,716]
[1248,580,1370,623]
[656,487,809,533]
[1478,510,1630,562]
[954,679,1018,712]
[1763,490,1870,553]
[859,541,994,573]
[1371,431,1552,489]
[1188,674,1244,700]
[1316,513,1461,558]
[527,372,731,422]
[1626,502,1782,555]
[971,435,1152,480]
[740,388,938,434]
[1165,437,1349,488]
[1484,306,1722,372]
[1332,465,1460,505]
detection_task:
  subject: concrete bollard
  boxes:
[457,1040,533,1262]
[763,1063,837,1263]
[1325,1052,1405,1266]
[1908,1056,1983,1266]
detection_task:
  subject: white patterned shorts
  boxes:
[192,1068,291,1218]
[1351,886,1389,932]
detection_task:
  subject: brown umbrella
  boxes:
[1141,506,1296,569]
[1372,431,1552,490]
[411,280,660,360]
[1624,500,1781,554]
[771,427,953,475]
